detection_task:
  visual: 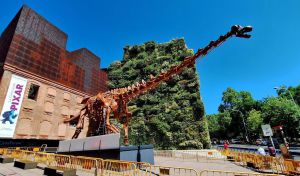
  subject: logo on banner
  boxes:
[0,75,27,138]
[2,110,17,124]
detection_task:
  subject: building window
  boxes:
[28,84,40,100]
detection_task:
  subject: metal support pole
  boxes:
[269,136,276,154]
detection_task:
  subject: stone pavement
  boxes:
[0,163,95,176]
[0,157,260,176]
[0,163,43,176]
[155,156,258,173]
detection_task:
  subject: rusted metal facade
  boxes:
[0,5,107,140]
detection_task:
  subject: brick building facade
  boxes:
[0,5,108,140]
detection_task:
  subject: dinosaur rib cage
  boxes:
[87,99,120,137]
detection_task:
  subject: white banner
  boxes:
[0,74,27,138]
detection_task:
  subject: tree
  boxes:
[276,85,300,106]
[261,97,300,138]
[209,85,300,142]
[247,110,263,139]
[219,88,257,113]
[206,111,232,139]
[218,88,257,140]
[206,114,220,138]
[293,85,300,105]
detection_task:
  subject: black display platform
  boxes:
[58,145,154,164]
[57,134,154,164]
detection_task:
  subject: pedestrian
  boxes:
[224,140,230,156]
[267,143,276,157]
[224,140,229,150]
[257,145,266,156]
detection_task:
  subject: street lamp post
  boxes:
[274,86,297,106]
[232,109,250,143]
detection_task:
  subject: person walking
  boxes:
[257,145,266,156]
[267,143,276,157]
[224,140,229,150]
[223,140,230,156]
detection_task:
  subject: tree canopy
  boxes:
[208,87,300,142]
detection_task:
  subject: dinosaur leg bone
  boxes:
[123,122,129,146]
[72,128,82,139]
[123,112,132,146]
[71,108,87,139]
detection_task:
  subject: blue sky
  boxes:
[1,0,300,114]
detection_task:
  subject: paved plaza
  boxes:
[0,157,260,176]
[155,156,257,173]
[0,163,43,176]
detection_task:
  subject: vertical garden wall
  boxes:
[107,39,211,149]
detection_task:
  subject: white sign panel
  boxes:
[261,124,273,137]
[0,75,27,138]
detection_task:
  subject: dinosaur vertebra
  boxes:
[64,25,252,145]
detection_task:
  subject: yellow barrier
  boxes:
[11,149,24,159]
[129,161,152,175]
[3,148,14,156]
[47,154,72,169]
[21,150,37,161]
[98,159,137,176]
[155,149,300,175]
[34,152,54,165]
[282,159,300,175]
[70,156,98,175]
[219,150,283,174]
[1,148,299,176]
[142,165,199,176]
[155,150,226,162]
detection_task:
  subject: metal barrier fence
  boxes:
[70,156,98,174]
[155,150,226,162]
[1,148,300,176]
[221,149,286,174]
[0,149,141,176]
[142,165,199,176]
[156,149,300,175]
[99,159,138,176]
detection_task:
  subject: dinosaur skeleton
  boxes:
[64,25,252,145]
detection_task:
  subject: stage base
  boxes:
[58,145,154,164]
[57,134,154,164]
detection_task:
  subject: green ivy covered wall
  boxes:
[107,39,211,149]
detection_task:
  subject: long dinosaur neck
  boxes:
[109,25,252,102]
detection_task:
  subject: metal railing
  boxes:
[1,147,300,176]
[155,149,300,175]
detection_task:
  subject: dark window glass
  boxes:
[28,84,39,100]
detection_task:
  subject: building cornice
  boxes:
[3,63,91,97]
